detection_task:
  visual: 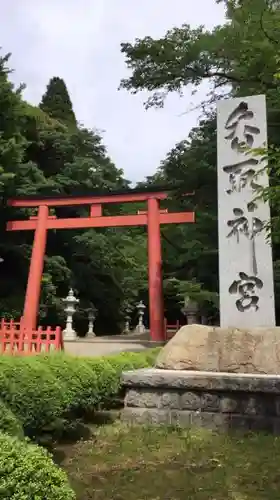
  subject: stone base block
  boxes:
[121,368,280,434]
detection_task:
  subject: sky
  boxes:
[2,0,225,183]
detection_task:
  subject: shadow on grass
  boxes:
[59,423,280,500]
[51,410,121,464]
[74,451,280,500]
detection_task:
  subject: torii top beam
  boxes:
[7,185,191,207]
[7,187,195,231]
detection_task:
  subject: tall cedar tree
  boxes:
[39,77,77,127]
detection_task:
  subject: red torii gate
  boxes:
[6,188,194,341]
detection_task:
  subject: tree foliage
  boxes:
[2,0,280,329]
[40,76,77,127]
[120,0,280,108]
[0,54,148,333]
[120,0,280,321]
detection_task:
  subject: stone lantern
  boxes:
[123,304,133,334]
[87,305,97,338]
[135,300,146,333]
[181,296,199,325]
[63,288,79,340]
[122,302,133,334]
[124,314,130,334]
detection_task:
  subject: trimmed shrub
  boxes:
[106,350,154,371]
[104,348,160,379]
[0,348,160,439]
[37,353,100,415]
[141,347,161,365]
[82,357,120,404]
[0,356,69,438]
[83,349,160,405]
[36,354,119,413]
[85,349,160,408]
[0,400,24,439]
[94,351,151,408]
[0,432,76,499]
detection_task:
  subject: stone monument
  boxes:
[121,95,280,434]
[217,94,275,328]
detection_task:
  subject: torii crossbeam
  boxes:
[7,188,195,341]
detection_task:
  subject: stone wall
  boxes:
[121,368,280,433]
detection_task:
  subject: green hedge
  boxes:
[0,432,75,499]
[0,400,24,439]
[0,348,159,439]
[0,349,159,499]
[36,354,101,414]
[0,356,70,438]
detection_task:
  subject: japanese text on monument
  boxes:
[217,95,275,327]
[223,101,264,310]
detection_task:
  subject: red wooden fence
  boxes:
[0,318,63,355]
[164,318,180,340]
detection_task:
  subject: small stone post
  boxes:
[63,288,79,341]
[181,296,199,325]
[87,306,97,338]
[123,314,131,334]
[122,303,133,335]
[135,300,146,333]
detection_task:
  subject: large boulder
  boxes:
[155,324,280,374]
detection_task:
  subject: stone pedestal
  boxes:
[155,324,280,373]
[63,328,76,341]
[122,368,280,433]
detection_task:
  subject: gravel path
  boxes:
[64,339,159,357]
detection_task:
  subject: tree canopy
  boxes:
[40,77,77,127]
[0,55,147,333]
[120,0,280,322]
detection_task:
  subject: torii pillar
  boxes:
[22,205,49,329]
[147,198,165,341]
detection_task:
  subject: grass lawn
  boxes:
[57,422,280,500]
